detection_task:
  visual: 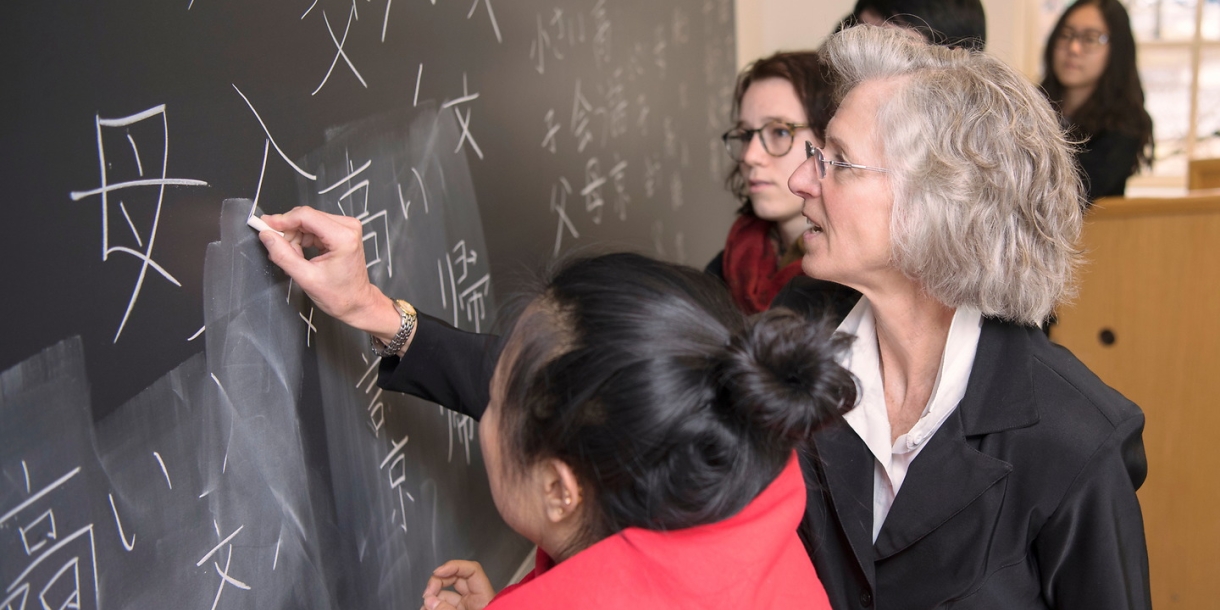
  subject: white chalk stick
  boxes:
[247,214,285,237]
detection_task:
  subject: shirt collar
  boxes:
[836,297,984,460]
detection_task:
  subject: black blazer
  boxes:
[379,304,1151,609]
[798,318,1150,609]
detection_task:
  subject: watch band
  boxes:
[369,299,417,358]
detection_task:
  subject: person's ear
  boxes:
[538,458,583,523]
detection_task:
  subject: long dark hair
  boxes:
[497,253,856,552]
[1041,0,1153,170]
[725,51,835,218]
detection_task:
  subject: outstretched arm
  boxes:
[257,206,413,356]
[257,206,496,419]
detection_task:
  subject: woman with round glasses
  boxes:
[1041,0,1153,202]
[712,51,857,317]
[783,25,1150,608]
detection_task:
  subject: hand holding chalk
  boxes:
[256,207,407,348]
[247,214,285,237]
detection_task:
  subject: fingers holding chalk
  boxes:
[247,214,285,237]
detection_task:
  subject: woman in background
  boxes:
[1042,0,1153,202]
[713,51,856,318]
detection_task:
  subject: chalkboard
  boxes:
[0,1,739,608]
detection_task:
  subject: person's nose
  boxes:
[788,156,821,200]
[741,131,768,167]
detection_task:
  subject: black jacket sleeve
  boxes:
[375,313,500,421]
[1034,413,1151,609]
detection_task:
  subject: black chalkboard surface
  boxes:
[0,1,738,608]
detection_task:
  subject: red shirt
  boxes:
[488,453,831,609]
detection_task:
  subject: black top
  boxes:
[1077,129,1143,202]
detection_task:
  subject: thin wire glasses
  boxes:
[804,141,889,179]
[1054,28,1109,53]
[721,120,810,161]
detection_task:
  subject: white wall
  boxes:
[735,0,1041,78]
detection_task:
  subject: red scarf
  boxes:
[721,215,804,314]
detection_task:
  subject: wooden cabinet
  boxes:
[1051,194,1220,608]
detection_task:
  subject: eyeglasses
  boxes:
[1054,28,1109,53]
[804,141,889,179]
[721,120,810,161]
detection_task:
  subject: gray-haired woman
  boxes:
[784,24,1149,609]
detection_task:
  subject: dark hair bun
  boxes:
[497,253,860,541]
[719,308,857,442]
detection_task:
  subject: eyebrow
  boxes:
[825,134,853,158]
[737,115,800,128]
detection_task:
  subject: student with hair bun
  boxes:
[256,209,856,609]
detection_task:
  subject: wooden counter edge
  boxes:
[1089,191,1220,219]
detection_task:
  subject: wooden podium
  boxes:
[1051,192,1220,607]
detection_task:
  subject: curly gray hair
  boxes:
[822,25,1084,325]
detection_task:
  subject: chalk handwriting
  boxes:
[68,105,209,342]
[414,63,424,107]
[582,158,606,224]
[232,84,318,181]
[299,308,318,347]
[549,177,579,257]
[378,434,414,534]
[107,493,135,551]
[654,25,668,80]
[208,543,251,610]
[443,407,476,465]
[609,157,630,221]
[318,155,395,279]
[411,166,430,214]
[541,109,560,154]
[530,9,569,74]
[590,0,612,68]
[602,70,629,141]
[644,154,661,199]
[443,74,484,160]
[571,81,597,153]
[153,452,173,490]
[437,241,491,332]
[637,94,651,136]
[380,0,394,42]
[313,7,368,95]
[1,467,101,610]
[467,0,503,43]
[672,6,691,45]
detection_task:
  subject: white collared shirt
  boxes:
[835,297,983,542]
